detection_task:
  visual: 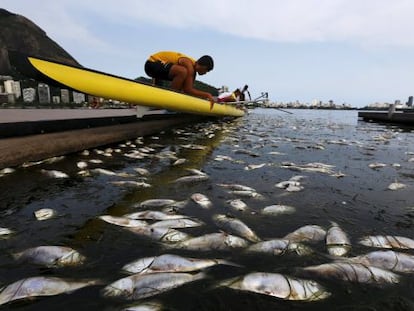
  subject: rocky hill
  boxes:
[0,8,80,76]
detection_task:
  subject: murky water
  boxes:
[1,108,414,310]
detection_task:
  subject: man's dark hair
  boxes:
[197,55,214,71]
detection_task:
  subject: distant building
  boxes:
[61,89,70,103]
[38,83,51,104]
[72,91,85,104]
[4,80,22,99]
[22,88,36,103]
[0,93,15,104]
[52,96,61,104]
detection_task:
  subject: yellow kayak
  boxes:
[9,53,245,117]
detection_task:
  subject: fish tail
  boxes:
[216,259,244,268]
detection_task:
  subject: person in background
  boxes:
[239,84,251,102]
[217,88,242,102]
[144,51,215,107]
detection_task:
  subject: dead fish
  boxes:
[229,190,265,200]
[173,158,187,166]
[216,183,257,192]
[110,181,151,188]
[121,301,163,311]
[172,175,209,183]
[89,159,103,164]
[34,208,57,220]
[99,215,148,228]
[0,227,14,237]
[125,210,188,220]
[191,193,212,209]
[138,199,177,208]
[275,180,304,192]
[344,250,414,274]
[150,218,204,229]
[326,222,351,257]
[245,239,312,256]
[227,199,249,212]
[358,235,414,249]
[0,167,15,175]
[388,181,407,190]
[369,162,387,169]
[40,169,69,178]
[76,161,88,169]
[220,272,330,301]
[102,271,205,300]
[244,163,267,170]
[172,232,249,251]
[283,225,327,243]
[12,245,85,267]
[122,253,239,274]
[126,226,191,243]
[213,214,261,242]
[301,262,400,285]
[261,204,296,216]
[91,168,117,176]
[0,276,100,306]
[133,168,150,176]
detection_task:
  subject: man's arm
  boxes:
[179,58,214,102]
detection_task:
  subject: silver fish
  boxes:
[244,163,266,170]
[227,199,249,212]
[261,204,296,216]
[150,218,204,229]
[110,181,151,188]
[0,277,100,306]
[121,301,163,311]
[326,222,351,256]
[388,182,407,190]
[0,227,13,236]
[172,232,249,251]
[101,272,205,300]
[172,175,209,183]
[216,183,257,192]
[99,215,148,227]
[173,158,187,166]
[34,208,57,220]
[133,167,151,176]
[138,199,177,208]
[301,262,400,285]
[126,226,191,243]
[12,246,85,267]
[345,250,414,273]
[40,169,69,178]
[213,214,261,242]
[125,210,188,220]
[76,161,88,169]
[220,272,330,301]
[91,168,117,176]
[191,193,212,209]
[229,190,265,200]
[358,235,414,249]
[283,225,326,243]
[245,239,312,256]
[122,253,239,274]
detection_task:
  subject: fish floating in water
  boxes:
[101,271,206,300]
[137,199,177,208]
[171,232,249,251]
[245,239,312,256]
[219,272,330,301]
[99,215,148,228]
[120,301,163,311]
[301,262,400,285]
[122,253,240,274]
[40,169,69,178]
[0,227,14,237]
[150,218,204,229]
[283,225,327,243]
[387,181,407,190]
[191,193,213,209]
[125,210,188,221]
[343,250,414,274]
[34,208,57,220]
[0,276,100,306]
[12,245,85,267]
[358,235,414,249]
[126,226,191,243]
[213,214,261,242]
[227,199,249,212]
[326,222,351,257]
[261,204,296,216]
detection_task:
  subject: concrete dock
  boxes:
[0,108,208,169]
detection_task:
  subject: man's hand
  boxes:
[206,94,215,110]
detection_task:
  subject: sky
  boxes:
[3,0,414,107]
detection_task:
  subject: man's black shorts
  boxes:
[144,60,173,81]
